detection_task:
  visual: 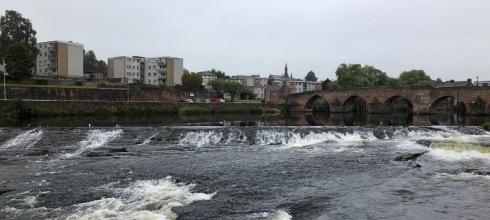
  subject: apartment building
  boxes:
[107,56,183,86]
[143,57,166,85]
[107,56,143,84]
[230,75,268,100]
[165,57,183,86]
[35,41,84,78]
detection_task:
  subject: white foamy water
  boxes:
[179,130,246,147]
[435,172,490,180]
[255,130,376,149]
[0,128,44,150]
[427,148,490,161]
[267,210,292,220]
[62,129,123,158]
[392,129,454,141]
[180,131,224,148]
[138,132,158,145]
[66,176,215,220]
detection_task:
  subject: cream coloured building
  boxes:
[35,41,84,78]
[165,57,183,86]
[108,56,183,86]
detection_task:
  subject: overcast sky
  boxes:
[1,0,490,80]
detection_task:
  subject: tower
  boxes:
[284,63,289,78]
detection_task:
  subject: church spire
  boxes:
[284,62,289,78]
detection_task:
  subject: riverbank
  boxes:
[0,100,285,123]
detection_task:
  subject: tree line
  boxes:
[321,64,435,90]
[180,68,245,101]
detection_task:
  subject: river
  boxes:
[0,114,489,219]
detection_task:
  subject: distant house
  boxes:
[436,79,473,87]
[474,80,490,87]
[197,71,217,90]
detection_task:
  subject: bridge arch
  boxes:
[343,96,368,114]
[305,95,330,113]
[430,96,466,114]
[468,97,487,114]
[384,96,413,114]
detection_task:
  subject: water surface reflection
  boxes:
[1,113,488,127]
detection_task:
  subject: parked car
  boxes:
[219,98,226,103]
[185,99,194,103]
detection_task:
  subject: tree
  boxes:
[208,79,245,101]
[5,42,35,80]
[399,70,432,86]
[267,74,274,86]
[321,78,331,90]
[0,10,38,65]
[305,71,318,82]
[181,72,203,91]
[83,50,107,72]
[335,64,390,88]
[223,81,245,101]
[209,68,226,79]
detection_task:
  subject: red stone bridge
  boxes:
[281,86,490,115]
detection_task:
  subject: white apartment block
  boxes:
[143,57,166,85]
[35,41,84,78]
[107,56,142,84]
[108,56,183,86]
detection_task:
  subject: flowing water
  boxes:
[1,121,490,219]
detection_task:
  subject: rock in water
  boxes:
[0,188,14,195]
[394,152,427,161]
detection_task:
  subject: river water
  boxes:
[0,115,490,219]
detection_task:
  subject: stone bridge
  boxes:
[284,86,490,115]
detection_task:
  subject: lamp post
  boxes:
[3,71,6,100]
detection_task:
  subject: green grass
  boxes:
[234,100,262,104]
[483,122,490,131]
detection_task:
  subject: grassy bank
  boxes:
[178,105,282,115]
[0,100,285,124]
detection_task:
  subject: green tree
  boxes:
[305,71,318,82]
[5,42,35,80]
[83,50,107,72]
[209,68,226,79]
[181,72,203,91]
[267,74,274,86]
[223,81,245,101]
[209,79,226,93]
[335,64,390,88]
[208,79,245,101]
[321,78,332,90]
[399,70,432,86]
[0,10,38,65]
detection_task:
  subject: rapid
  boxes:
[0,124,489,219]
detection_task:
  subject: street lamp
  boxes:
[2,71,6,100]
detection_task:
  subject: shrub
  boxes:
[34,79,49,85]
[74,81,83,86]
[483,122,490,131]
[179,106,212,115]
